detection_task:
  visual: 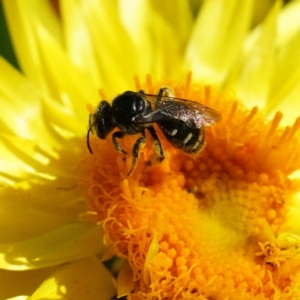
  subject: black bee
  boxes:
[87,87,221,176]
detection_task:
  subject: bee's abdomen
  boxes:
[157,119,205,154]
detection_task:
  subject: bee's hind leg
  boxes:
[156,87,174,108]
[147,126,165,164]
[127,131,146,176]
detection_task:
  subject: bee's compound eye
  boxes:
[95,101,115,139]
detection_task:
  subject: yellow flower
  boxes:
[1,0,300,299]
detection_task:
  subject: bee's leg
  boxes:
[127,131,146,176]
[147,126,165,163]
[112,131,127,155]
[156,87,174,108]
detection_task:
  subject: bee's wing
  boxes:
[134,94,221,128]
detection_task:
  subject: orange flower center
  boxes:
[81,75,300,299]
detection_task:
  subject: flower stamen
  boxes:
[266,111,283,140]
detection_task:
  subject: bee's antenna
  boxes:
[87,123,94,154]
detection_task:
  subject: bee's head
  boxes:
[87,100,115,154]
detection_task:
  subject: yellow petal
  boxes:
[151,0,193,47]
[30,257,116,300]
[116,261,134,298]
[0,58,57,145]
[41,96,86,140]
[3,0,101,112]
[0,176,86,240]
[34,24,99,118]
[277,0,300,46]
[79,0,139,95]
[0,267,54,299]
[234,0,281,109]
[2,0,62,94]
[0,135,57,184]
[0,223,104,270]
[252,0,276,27]
[60,0,103,90]
[143,231,159,285]
[119,0,193,80]
[184,0,254,85]
[265,1,300,124]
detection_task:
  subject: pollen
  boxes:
[81,74,300,299]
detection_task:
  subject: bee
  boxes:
[87,87,221,176]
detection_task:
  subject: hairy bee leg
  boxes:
[156,87,174,108]
[156,88,165,108]
[147,126,165,162]
[112,131,127,154]
[127,131,146,176]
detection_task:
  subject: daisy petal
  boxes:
[41,97,86,140]
[6,297,28,300]
[0,267,54,299]
[2,0,62,93]
[80,0,138,94]
[34,24,99,118]
[277,0,300,46]
[119,0,193,80]
[30,257,116,300]
[0,135,58,184]
[0,177,86,241]
[184,0,254,85]
[0,58,57,145]
[60,0,102,90]
[0,222,105,270]
[235,0,280,109]
[266,1,300,123]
